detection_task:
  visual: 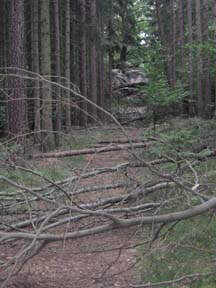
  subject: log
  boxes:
[97,139,144,145]
[32,142,151,159]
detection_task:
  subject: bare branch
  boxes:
[32,142,151,159]
[1,197,216,242]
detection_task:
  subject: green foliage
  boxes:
[35,166,69,182]
[144,78,187,107]
[62,132,96,150]
[139,118,216,287]
[141,216,216,287]
[140,77,188,129]
[143,118,216,158]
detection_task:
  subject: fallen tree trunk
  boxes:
[97,139,145,145]
[2,181,175,231]
[2,197,216,242]
[32,142,151,159]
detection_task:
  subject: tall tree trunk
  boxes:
[120,45,127,64]
[71,0,81,125]
[87,0,97,121]
[155,0,172,86]
[213,0,216,115]
[178,0,185,78]
[97,48,104,120]
[53,0,62,145]
[187,0,194,116]
[40,0,55,151]
[79,0,88,126]
[0,1,5,71]
[171,0,176,87]
[97,10,105,120]
[64,0,71,131]
[31,0,41,142]
[203,0,211,118]
[7,0,26,138]
[0,0,5,127]
[0,1,7,134]
[107,0,114,111]
[196,0,203,117]
[178,0,187,114]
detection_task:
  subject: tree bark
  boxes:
[187,0,194,116]
[97,48,105,120]
[7,0,26,138]
[203,0,211,118]
[155,0,172,86]
[31,0,41,142]
[107,0,114,110]
[171,0,176,88]
[97,11,105,120]
[196,0,203,117]
[213,0,216,115]
[178,0,185,78]
[53,0,62,145]
[79,0,88,126]
[33,142,150,159]
[64,0,71,131]
[0,0,5,132]
[40,0,55,151]
[87,0,98,121]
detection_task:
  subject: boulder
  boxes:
[111,69,128,89]
[112,68,148,90]
[125,70,148,86]
[111,68,148,98]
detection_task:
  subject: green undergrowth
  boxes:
[139,117,216,287]
[0,127,121,203]
[61,130,97,150]
[141,215,216,287]
[143,117,216,158]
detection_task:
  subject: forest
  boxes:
[1,0,216,287]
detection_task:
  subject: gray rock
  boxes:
[125,70,148,86]
[112,69,128,89]
[112,69,148,90]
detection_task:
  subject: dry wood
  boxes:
[97,139,145,145]
[2,197,216,242]
[2,181,175,231]
[32,142,151,159]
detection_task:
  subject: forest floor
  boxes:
[2,117,216,288]
[2,127,144,288]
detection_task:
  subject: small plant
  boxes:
[141,216,216,287]
[141,77,188,131]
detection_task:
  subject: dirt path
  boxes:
[3,128,144,288]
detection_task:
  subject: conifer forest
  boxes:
[1,1,216,287]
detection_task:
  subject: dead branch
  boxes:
[1,197,216,243]
[0,183,129,211]
[2,181,175,231]
[97,139,145,145]
[32,142,151,159]
[1,158,171,195]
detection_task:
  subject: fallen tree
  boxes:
[32,142,151,159]
[1,67,215,288]
[0,150,215,287]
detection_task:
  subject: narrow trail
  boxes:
[6,127,144,288]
